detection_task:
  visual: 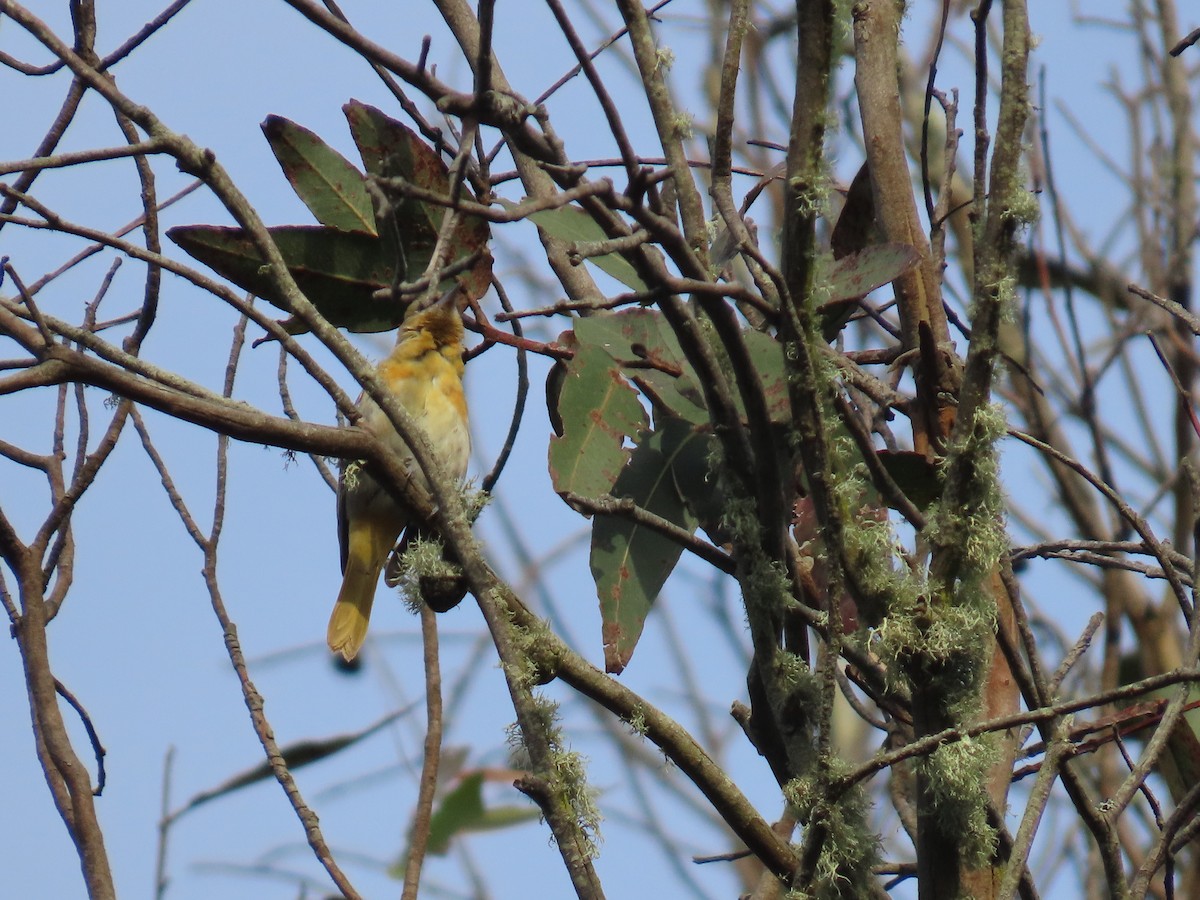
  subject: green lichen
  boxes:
[506,697,602,858]
[916,737,999,868]
[669,111,694,140]
[341,459,364,492]
[625,705,648,738]
[502,604,554,691]
[393,537,459,614]
[784,759,879,899]
[926,402,1009,582]
[1005,178,1040,229]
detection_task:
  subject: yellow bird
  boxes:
[327,299,470,662]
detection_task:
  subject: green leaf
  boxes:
[167,224,406,333]
[661,420,729,545]
[261,115,376,235]
[1163,692,1200,808]
[526,204,648,291]
[574,309,707,424]
[548,343,648,499]
[415,772,540,859]
[175,711,406,817]
[740,329,791,425]
[818,242,921,341]
[1120,675,1200,809]
[344,100,439,234]
[592,419,698,673]
[425,772,485,855]
[344,100,492,301]
[876,450,943,511]
[830,160,877,260]
[824,242,921,304]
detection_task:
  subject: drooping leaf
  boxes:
[545,331,576,437]
[411,772,540,860]
[830,160,877,260]
[168,224,405,331]
[167,224,408,333]
[661,420,729,545]
[261,115,376,235]
[1116,664,1200,810]
[592,419,698,673]
[174,709,408,817]
[740,328,791,425]
[344,100,492,301]
[1161,691,1200,811]
[424,773,484,855]
[526,204,649,291]
[548,343,648,500]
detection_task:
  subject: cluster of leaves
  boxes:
[544,232,926,673]
[168,101,491,333]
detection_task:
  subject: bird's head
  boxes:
[401,287,464,349]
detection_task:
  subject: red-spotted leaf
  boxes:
[819,242,921,341]
[593,419,698,673]
[261,115,376,235]
[548,343,648,500]
[740,329,791,425]
[574,309,707,424]
[344,100,491,301]
[824,242,921,304]
[662,420,729,545]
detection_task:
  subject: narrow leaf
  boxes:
[344,100,492,300]
[167,224,406,333]
[261,115,376,235]
[593,420,698,673]
[740,329,791,425]
[527,204,648,291]
[662,420,729,545]
[174,708,410,817]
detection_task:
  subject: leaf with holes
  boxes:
[548,343,648,501]
[574,309,706,424]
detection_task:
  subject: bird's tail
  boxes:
[328,520,396,661]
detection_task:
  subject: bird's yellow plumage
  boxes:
[327,302,470,662]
